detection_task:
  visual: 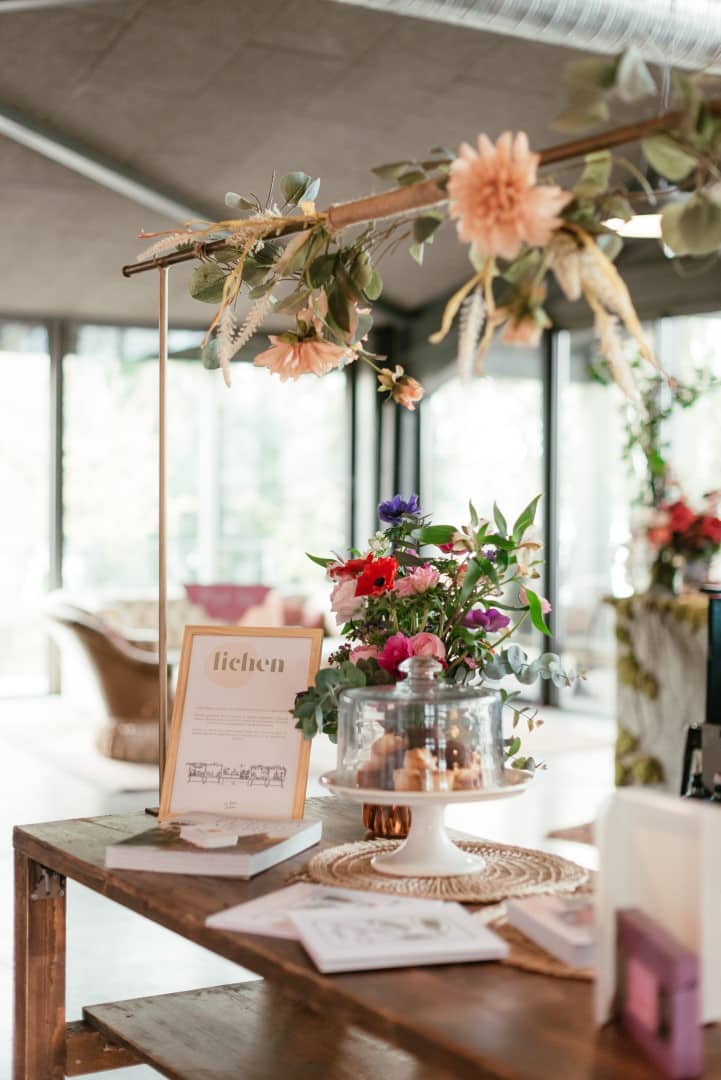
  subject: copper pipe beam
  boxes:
[158,267,169,794]
[121,100,721,278]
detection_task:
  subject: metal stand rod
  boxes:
[158,267,169,794]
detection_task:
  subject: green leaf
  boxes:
[201,338,220,370]
[574,150,612,198]
[641,133,697,182]
[662,194,721,256]
[303,177,321,203]
[493,502,507,535]
[601,193,634,222]
[189,263,226,304]
[614,46,656,104]
[469,501,479,527]
[460,558,483,603]
[254,241,284,267]
[364,268,383,301]
[327,285,353,333]
[523,587,552,636]
[306,552,333,568]
[307,253,337,288]
[413,216,443,244]
[409,242,424,265]
[418,524,456,545]
[349,251,373,292]
[552,100,610,134]
[397,169,426,186]
[371,161,412,181]
[512,494,541,539]
[224,192,256,210]
[280,171,312,205]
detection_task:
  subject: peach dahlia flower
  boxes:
[254,336,349,382]
[448,131,571,261]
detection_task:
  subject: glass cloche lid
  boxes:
[335,655,504,794]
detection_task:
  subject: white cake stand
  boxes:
[319,768,533,877]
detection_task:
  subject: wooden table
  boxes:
[14,799,721,1079]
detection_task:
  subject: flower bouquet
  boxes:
[647,497,721,592]
[294,494,572,776]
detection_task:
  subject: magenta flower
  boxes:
[377,632,413,675]
[463,607,511,632]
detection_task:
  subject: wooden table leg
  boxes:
[14,849,67,1080]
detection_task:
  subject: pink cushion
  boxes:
[183,584,271,621]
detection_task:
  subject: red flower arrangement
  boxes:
[647,499,721,558]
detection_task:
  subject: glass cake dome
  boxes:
[336,655,504,794]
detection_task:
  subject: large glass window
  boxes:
[0,321,50,695]
[556,330,632,715]
[63,326,348,602]
[420,347,545,671]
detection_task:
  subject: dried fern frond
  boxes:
[457,288,485,380]
[136,231,197,262]
[585,291,641,404]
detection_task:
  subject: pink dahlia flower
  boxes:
[254,336,349,382]
[394,564,440,597]
[448,131,571,261]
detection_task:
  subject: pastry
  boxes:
[370,733,405,765]
[404,747,436,771]
[357,761,383,789]
[431,769,454,792]
[451,766,482,790]
[445,738,471,769]
[393,768,423,791]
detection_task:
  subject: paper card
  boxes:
[205,881,445,939]
[159,626,323,821]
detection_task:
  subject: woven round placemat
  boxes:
[304,838,588,904]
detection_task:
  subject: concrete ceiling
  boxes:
[0,0,664,327]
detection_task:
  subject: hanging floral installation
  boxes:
[135,47,721,407]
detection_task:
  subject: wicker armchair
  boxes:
[46,595,172,764]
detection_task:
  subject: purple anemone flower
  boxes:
[378,493,421,526]
[463,607,511,632]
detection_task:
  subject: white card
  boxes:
[205,881,445,939]
[290,901,509,973]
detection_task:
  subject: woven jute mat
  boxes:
[302,838,588,904]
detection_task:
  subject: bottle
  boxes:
[684,749,708,799]
[710,772,721,803]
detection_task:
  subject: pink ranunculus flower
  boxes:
[409,632,446,663]
[394,564,440,597]
[448,131,572,262]
[349,644,379,664]
[330,579,363,627]
[518,585,551,614]
[377,632,413,676]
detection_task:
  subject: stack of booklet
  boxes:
[206,882,509,974]
[506,894,594,970]
[104,815,322,879]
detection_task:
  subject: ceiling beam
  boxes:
[0,103,218,222]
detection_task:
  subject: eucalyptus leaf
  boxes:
[224,192,257,210]
[409,242,425,265]
[398,169,427,186]
[614,46,656,104]
[201,338,220,370]
[371,161,412,181]
[662,194,721,256]
[574,150,612,197]
[189,263,226,304]
[327,285,353,333]
[597,231,624,262]
[641,133,697,182]
[413,216,443,244]
[280,171,312,205]
[552,100,610,134]
[307,253,337,288]
[364,268,383,301]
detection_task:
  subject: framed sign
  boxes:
[159,625,323,822]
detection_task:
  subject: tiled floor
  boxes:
[1,696,614,1078]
